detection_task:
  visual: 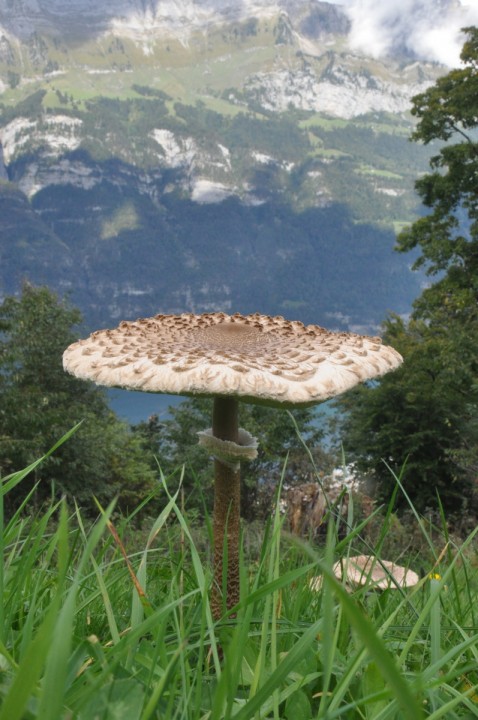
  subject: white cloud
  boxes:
[328,0,478,67]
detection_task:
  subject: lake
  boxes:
[108,389,336,447]
[107,389,182,424]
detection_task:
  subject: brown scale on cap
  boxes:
[63,312,403,407]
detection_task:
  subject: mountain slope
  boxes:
[0,0,442,335]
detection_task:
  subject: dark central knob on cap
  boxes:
[194,321,265,351]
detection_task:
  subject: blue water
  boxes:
[107,389,182,424]
[108,388,335,446]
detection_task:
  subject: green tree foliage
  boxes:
[336,27,478,516]
[397,27,478,321]
[133,397,330,520]
[337,315,477,513]
[0,284,156,515]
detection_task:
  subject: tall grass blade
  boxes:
[304,552,425,720]
[1,423,83,496]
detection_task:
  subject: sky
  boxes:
[329,0,478,67]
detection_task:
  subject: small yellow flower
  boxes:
[429,572,441,581]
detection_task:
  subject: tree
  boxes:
[397,26,478,324]
[335,27,478,517]
[336,314,477,513]
[0,284,156,514]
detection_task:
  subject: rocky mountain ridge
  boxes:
[0,0,348,40]
[0,0,441,110]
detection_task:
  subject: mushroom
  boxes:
[63,311,403,618]
[310,554,420,593]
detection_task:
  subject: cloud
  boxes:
[329,0,478,66]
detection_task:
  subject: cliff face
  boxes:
[0,1,347,38]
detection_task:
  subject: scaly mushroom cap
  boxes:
[63,312,403,408]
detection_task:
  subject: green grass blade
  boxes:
[231,617,323,720]
[1,423,83,496]
[306,554,424,720]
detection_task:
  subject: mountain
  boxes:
[0,0,445,338]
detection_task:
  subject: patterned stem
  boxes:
[211,396,241,620]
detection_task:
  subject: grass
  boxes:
[1,441,478,718]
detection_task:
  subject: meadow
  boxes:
[1,433,478,720]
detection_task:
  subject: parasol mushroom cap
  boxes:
[310,554,420,593]
[63,312,403,408]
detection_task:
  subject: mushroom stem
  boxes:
[211,396,241,619]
